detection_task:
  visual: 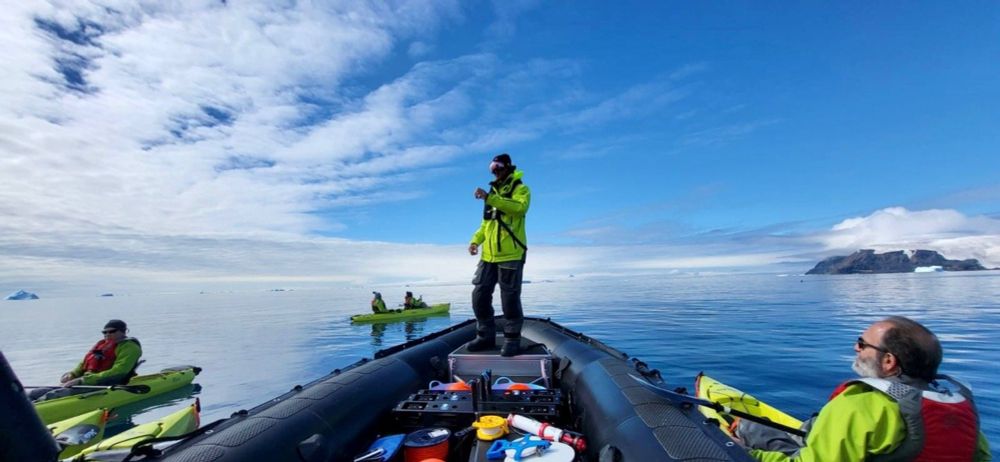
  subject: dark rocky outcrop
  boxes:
[806,249,987,275]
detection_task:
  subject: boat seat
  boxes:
[448,336,553,388]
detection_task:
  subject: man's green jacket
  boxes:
[70,339,142,385]
[471,170,530,263]
[751,382,992,462]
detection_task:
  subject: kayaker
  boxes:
[371,291,388,313]
[403,291,427,310]
[467,153,530,357]
[62,319,143,387]
[735,316,991,462]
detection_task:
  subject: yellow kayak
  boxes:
[350,303,450,323]
[48,408,109,459]
[73,399,200,459]
[34,366,200,424]
[694,372,803,436]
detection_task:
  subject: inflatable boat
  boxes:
[4,318,752,461]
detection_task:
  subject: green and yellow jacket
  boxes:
[471,170,530,263]
[751,382,991,462]
[70,339,142,386]
[405,297,428,309]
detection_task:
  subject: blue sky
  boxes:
[1,1,998,294]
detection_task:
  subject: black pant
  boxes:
[735,417,814,456]
[28,386,89,401]
[471,259,524,340]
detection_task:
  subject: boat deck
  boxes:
[139,318,752,461]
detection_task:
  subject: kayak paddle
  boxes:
[25,384,152,394]
[627,374,807,437]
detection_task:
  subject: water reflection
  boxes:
[370,322,387,346]
[104,383,201,437]
[368,319,441,347]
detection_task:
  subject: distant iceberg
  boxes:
[5,290,39,300]
[914,266,944,273]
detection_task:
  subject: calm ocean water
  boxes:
[2,271,998,444]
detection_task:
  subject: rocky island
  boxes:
[807,249,988,275]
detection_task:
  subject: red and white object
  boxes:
[506,414,586,452]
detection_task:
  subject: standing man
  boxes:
[468,153,531,357]
[736,316,991,461]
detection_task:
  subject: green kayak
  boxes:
[73,399,200,459]
[48,408,109,459]
[350,303,450,323]
[34,366,201,425]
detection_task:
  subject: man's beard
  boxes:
[852,354,883,378]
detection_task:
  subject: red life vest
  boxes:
[829,376,979,462]
[82,339,118,373]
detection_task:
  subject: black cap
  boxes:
[406,291,413,297]
[492,153,512,166]
[104,319,127,331]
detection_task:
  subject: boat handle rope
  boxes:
[631,359,663,382]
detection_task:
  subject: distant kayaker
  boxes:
[403,291,427,310]
[735,316,991,461]
[371,291,388,313]
[467,153,530,357]
[61,319,143,387]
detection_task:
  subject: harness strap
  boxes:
[486,178,527,251]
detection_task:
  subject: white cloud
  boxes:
[679,119,781,147]
[669,62,709,80]
[408,41,433,58]
[1,2,458,240]
[816,207,1000,267]
[626,252,791,270]
[0,2,839,295]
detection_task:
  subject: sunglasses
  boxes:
[856,336,887,353]
[102,329,119,334]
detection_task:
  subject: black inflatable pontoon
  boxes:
[73,318,753,461]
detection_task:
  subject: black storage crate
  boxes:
[393,388,561,428]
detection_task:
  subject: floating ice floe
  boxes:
[914,266,944,273]
[5,290,39,300]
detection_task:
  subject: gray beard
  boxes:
[852,355,882,378]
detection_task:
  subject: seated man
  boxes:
[737,316,990,461]
[62,319,142,387]
[32,319,144,401]
[403,291,427,310]
[371,291,387,313]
